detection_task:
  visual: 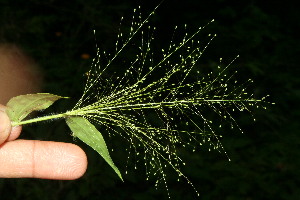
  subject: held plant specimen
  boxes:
[6,6,269,197]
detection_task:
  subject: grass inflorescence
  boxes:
[66,6,268,197]
[7,5,271,198]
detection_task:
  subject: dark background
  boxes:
[0,0,299,199]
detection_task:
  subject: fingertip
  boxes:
[33,141,88,180]
[61,143,88,180]
[0,110,11,144]
[7,125,22,141]
[0,104,22,143]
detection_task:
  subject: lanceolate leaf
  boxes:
[66,116,123,181]
[6,93,67,123]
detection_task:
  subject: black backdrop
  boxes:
[0,0,299,199]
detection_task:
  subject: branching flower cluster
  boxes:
[7,5,269,198]
[70,6,266,196]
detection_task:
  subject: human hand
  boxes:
[0,104,87,179]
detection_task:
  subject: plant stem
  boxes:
[11,113,66,127]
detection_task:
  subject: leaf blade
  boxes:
[6,93,67,123]
[66,116,123,181]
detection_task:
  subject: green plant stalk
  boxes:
[10,104,96,127]
[11,113,66,126]
[11,110,83,126]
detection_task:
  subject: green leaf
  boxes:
[6,93,67,123]
[66,116,123,181]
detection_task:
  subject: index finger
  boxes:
[0,139,87,179]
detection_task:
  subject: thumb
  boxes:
[0,109,11,144]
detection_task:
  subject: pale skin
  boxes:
[0,44,87,179]
[0,106,88,179]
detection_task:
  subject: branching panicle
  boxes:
[69,6,265,196]
[7,5,269,198]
